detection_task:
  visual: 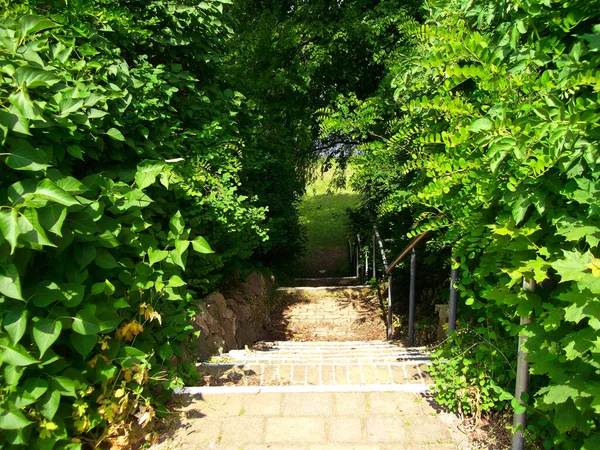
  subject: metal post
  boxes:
[408,248,417,346]
[355,243,359,278]
[449,257,458,333]
[511,278,534,450]
[373,233,377,279]
[387,274,393,340]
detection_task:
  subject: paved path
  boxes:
[153,285,470,449]
[155,391,469,450]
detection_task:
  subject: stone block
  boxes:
[283,393,332,416]
[265,417,326,443]
[328,417,363,443]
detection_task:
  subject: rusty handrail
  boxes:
[385,231,429,275]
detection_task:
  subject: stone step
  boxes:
[196,361,432,387]
[294,276,360,287]
[209,341,430,363]
[276,285,372,296]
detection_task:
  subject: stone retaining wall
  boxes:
[192,272,273,360]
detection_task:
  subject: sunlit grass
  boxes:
[296,163,358,277]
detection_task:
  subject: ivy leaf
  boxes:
[148,249,168,266]
[5,139,51,171]
[135,160,166,189]
[169,211,185,235]
[191,236,214,253]
[106,128,125,141]
[72,310,101,335]
[170,239,190,270]
[18,15,59,36]
[0,208,19,253]
[73,244,96,269]
[95,248,119,269]
[18,208,56,247]
[33,318,62,358]
[119,346,147,367]
[0,342,39,366]
[15,66,61,89]
[3,304,28,344]
[38,390,60,420]
[0,264,24,300]
[33,179,79,206]
[70,332,97,358]
[168,275,186,287]
[38,204,67,237]
[0,406,31,430]
[14,378,49,408]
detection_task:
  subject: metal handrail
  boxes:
[372,226,458,345]
[385,231,428,275]
[370,226,458,344]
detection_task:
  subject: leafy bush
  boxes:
[318,0,600,447]
[0,2,269,447]
[429,327,515,421]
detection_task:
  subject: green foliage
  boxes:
[429,327,514,420]
[0,1,269,447]
[319,0,600,447]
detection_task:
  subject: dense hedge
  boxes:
[319,0,600,448]
[0,1,272,447]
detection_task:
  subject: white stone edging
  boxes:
[173,383,435,395]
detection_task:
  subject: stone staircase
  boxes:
[181,279,432,391]
[156,277,470,450]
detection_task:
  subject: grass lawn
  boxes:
[296,164,359,277]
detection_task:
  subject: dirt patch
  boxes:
[197,365,262,387]
[461,411,512,449]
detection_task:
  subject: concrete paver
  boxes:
[328,417,363,442]
[265,417,327,443]
[283,392,333,416]
[333,392,367,416]
[365,416,410,443]
[154,392,468,449]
